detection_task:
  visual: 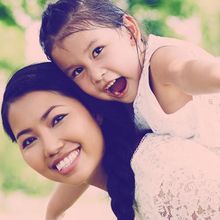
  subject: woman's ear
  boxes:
[123,14,141,46]
[95,114,103,126]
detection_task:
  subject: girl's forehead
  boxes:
[57,27,122,48]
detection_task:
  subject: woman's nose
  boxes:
[42,132,64,157]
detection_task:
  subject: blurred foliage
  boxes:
[197,1,220,55]
[0,22,25,75]
[0,0,47,25]
[1,0,220,195]
[125,0,198,36]
[0,2,17,26]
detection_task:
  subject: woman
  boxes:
[2,62,220,219]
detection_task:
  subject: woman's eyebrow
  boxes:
[41,105,64,121]
[16,128,32,140]
[16,105,64,140]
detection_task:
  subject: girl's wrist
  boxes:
[45,212,65,220]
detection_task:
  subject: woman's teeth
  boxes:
[56,149,80,171]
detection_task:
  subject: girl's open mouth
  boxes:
[105,77,127,98]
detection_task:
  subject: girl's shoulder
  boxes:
[146,34,213,62]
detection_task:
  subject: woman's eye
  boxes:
[22,137,37,149]
[71,67,84,79]
[92,46,103,58]
[52,114,67,127]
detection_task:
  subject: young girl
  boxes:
[3,62,220,220]
[40,0,220,151]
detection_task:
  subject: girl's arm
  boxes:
[45,183,89,220]
[150,45,220,95]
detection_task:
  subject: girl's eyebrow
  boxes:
[83,39,98,53]
[64,64,76,73]
[16,105,63,140]
[63,39,98,73]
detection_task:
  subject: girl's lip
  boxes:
[104,77,128,99]
[106,88,127,98]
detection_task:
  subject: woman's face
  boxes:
[8,91,104,186]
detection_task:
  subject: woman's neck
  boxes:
[89,165,107,191]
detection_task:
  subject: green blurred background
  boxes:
[1,0,220,197]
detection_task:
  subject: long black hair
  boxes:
[1,62,145,220]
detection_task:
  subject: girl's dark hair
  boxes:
[1,62,145,220]
[40,0,126,60]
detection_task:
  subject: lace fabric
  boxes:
[132,134,220,219]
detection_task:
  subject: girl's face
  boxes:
[52,16,143,103]
[8,91,104,186]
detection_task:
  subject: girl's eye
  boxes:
[22,137,37,149]
[51,114,67,127]
[92,46,103,58]
[71,67,84,79]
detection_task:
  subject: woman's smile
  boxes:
[51,144,81,175]
[8,91,104,186]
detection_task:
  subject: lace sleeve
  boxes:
[132,134,220,219]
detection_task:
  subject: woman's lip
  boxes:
[57,148,81,175]
[51,145,80,169]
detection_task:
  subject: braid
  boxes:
[99,102,144,220]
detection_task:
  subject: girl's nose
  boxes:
[89,68,106,84]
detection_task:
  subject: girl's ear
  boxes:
[122,14,141,46]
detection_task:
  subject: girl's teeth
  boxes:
[56,149,79,171]
[105,79,116,90]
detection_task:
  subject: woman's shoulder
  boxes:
[131,134,174,172]
[131,133,220,176]
[133,134,220,219]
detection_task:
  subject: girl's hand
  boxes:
[45,214,64,220]
[45,183,89,220]
[45,213,65,220]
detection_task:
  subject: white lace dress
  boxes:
[133,34,220,155]
[132,134,220,219]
